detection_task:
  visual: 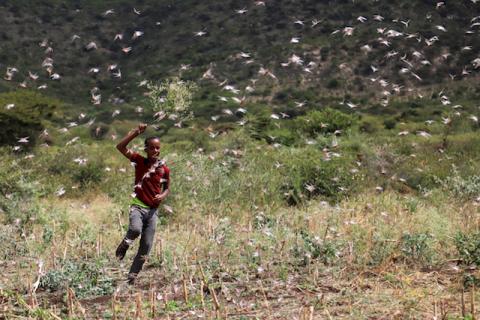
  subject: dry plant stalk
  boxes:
[259,280,272,318]
[117,211,123,231]
[62,239,68,262]
[324,308,333,320]
[200,280,205,311]
[209,284,221,312]
[299,306,313,320]
[299,307,307,320]
[28,282,37,309]
[51,248,57,268]
[150,287,156,318]
[112,293,118,320]
[182,274,189,303]
[49,310,62,320]
[308,306,314,320]
[198,264,221,311]
[67,287,75,318]
[471,284,476,320]
[164,288,169,311]
[156,238,162,260]
[135,293,144,319]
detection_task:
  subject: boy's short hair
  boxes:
[144,136,160,149]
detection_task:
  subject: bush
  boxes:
[326,78,340,89]
[383,119,396,130]
[400,232,434,265]
[295,108,356,137]
[455,232,480,266]
[246,112,273,140]
[71,159,105,189]
[90,123,110,140]
[359,120,379,133]
[0,224,28,259]
[369,235,396,266]
[292,229,343,266]
[39,259,114,298]
[263,127,300,146]
[280,148,356,204]
[436,169,480,200]
[0,91,62,148]
[0,154,44,227]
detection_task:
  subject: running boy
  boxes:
[115,123,170,284]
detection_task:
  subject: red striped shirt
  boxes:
[130,152,170,208]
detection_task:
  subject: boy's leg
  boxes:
[128,208,157,282]
[116,206,144,260]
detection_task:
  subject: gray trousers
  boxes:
[124,205,157,276]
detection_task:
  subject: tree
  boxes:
[146,77,198,127]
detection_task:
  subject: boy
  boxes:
[115,123,170,284]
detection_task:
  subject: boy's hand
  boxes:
[136,123,147,135]
[154,194,166,203]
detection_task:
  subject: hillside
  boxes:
[1,0,480,125]
[3,1,480,319]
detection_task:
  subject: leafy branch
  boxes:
[146,77,198,125]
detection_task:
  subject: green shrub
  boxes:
[0,224,28,259]
[246,112,273,140]
[383,119,396,130]
[369,235,396,266]
[39,259,114,298]
[72,161,105,188]
[263,127,300,146]
[455,232,480,266]
[90,123,110,140]
[359,120,380,133]
[436,169,480,200]
[326,78,340,89]
[0,154,44,226]
[292,230,343,266]
[400,232,434,265]
[280,148,356,204]
[0,91,62,148]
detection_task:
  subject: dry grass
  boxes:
[2,190,480,319]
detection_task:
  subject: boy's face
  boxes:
[145,138,161,160]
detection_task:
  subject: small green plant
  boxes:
[400,232,433,265]
[463,274,480,289]
[39,259,114,298]
[292,230,342,265]
[0,225,28,260]
[383,118,396,130]
[369,235,396,266]
[164,300,180,312]
[437,168,480,200]
[455,232,480,266]
[72,161,105,188]
[280,148,356,204]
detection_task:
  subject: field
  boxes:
[2,0,480,318]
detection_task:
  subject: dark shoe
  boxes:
[115,239,130,261]
[127,273,137,285]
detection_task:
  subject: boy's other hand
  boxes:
[154,194,166,204]
[137,123,147,134]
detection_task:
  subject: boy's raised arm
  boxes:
[116,123,147,159]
